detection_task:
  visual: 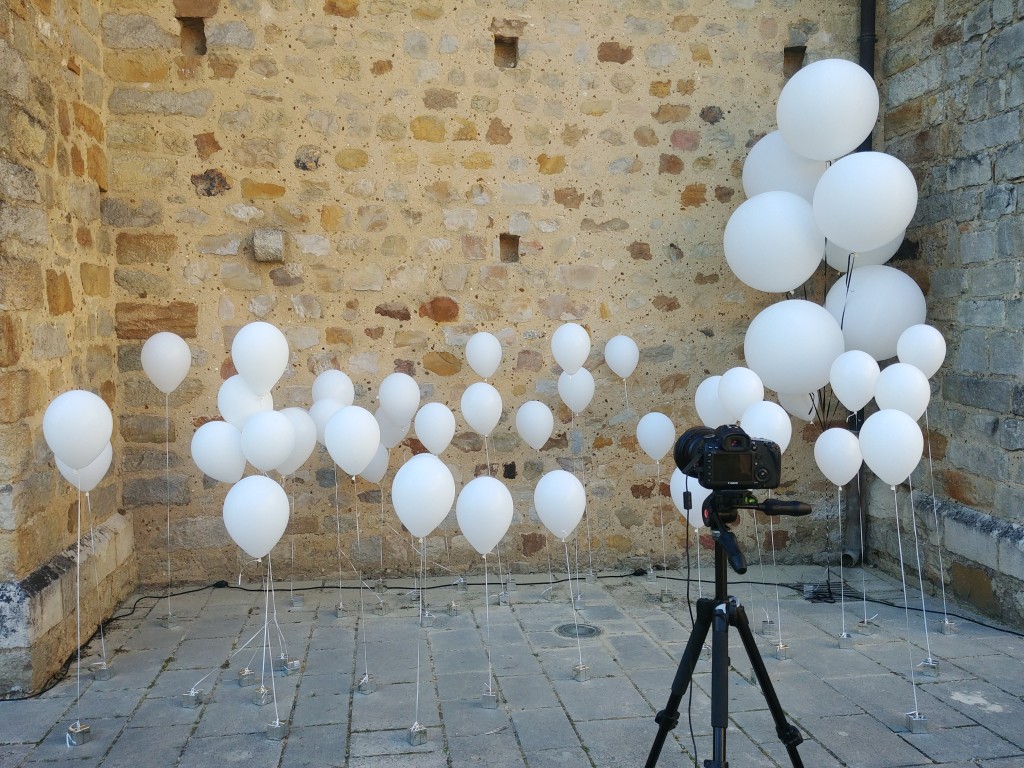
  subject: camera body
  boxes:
[674,424,781,490]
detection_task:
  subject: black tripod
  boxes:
[645,491,809,768]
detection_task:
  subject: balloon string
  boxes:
[695,526,703,600]
[857,468,870,625]
[352,475,360,547]
[622,379,629,413]
[563,541,584,670]
[839,254,856,331]
[193,625,265,692]
[907,476,933,660]
[923,409,951,622]
[573,412,594,577]
[334,464,344,611]
[358,571,371,684]
[750,511,764,622]
[379,487,385,580]
[84,492,107,665]
[837,484,847,636]
[413,538,425,727]
[768,509,784,646]
[483,555,494,695]
[165,392,172,621]
[75,478,82,729]
[266,556,282,724]
[288,480,295,602]
[655,460,667,587]
[892,485,921,715]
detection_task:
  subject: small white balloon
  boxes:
[604,335,640,379]
[43,390,113,470]
[740,401,793,453]
[874,363,930,421]
[829,350,881,413]
[637,412,676,462]
[694,376,732,428]
[414,402,457,455]
[309,397,343,445]
[814,428,863,486]
[461,382,503,436]
[223,475,290,559]
[392,453,456,538]
[897,324,946,379]
[551,322,591,375]
[557,369,595,414]
[375,406,411,449]
[466,332,503,379]
[378,372,420,427]
[859,409,923,487]
[241,410,296,473]
[56,442,113,493]
[231,321,289,396]
[312,370,354,406]
[777,391,818,423]
[742,130,828,202]
[325,405,381,477]
[824,231,905,272]
[360,444,390,485]
[191,421,246,484]
[718,367,765,423]
[456,476,514,555]
[277,407,317,476]
[534,470,586,541]
[515,400,554,451]
[218,375,273,430]
[141,332,191,394]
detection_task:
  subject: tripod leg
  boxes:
[645,599,713,768]
[733,604,805,768]
[707,603,731,767]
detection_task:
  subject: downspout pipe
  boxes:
[842,0,877,567]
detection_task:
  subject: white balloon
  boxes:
[551,322,591,375]
[637,412,676,462]
[744,300,845,395]
[718,367,765,423]
[859,409,923,487]
[516,400,554,451]
[461,381,503,436]
[277,407,317,476]
[534,470,586,541]
[694,376,732,428]
[829,350,881,412]
[141,332,191,394]
[312,370,354,406]
[466,332,503,379]
[724,191,825,293]
[191,421,246,484]
[875,363,930,421]
[604,335,640,379]
[325,405,381,477]
[824,231,905,272]
[222,475,290,559]
[897,324,946,379]
[456,476,514,555]
[824,265,927,361]
[740,401,793,453]
[777,391,818,422]
[813,152,918,252]
[241,410,296,473]
[57,442,112,493]
[309,397,343,445]
[392,453,456,538]
[360,444,389,484]
[375,406,410,449]
[378,372,420,427]
[414,402,457,455]
[814,428,862,486]
[43,390,113,470]
[231,321,289,396]
[777,57,879,161]
[741,130,827,202]
[218,375,273,430]
[557,369,595,414]
[670,468,712,529]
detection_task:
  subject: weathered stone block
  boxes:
[252,228,284,262]
[115,301,198,339]
[0,202,49,246]
[115,232,176,264]
[108,88,214,117]
[241,178,285,199]
[101,14,178,49]
[80,264,110,297]
[122,475,189,507]
[0,370,43,424]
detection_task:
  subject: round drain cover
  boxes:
[555,623,601,639]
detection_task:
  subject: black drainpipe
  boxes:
[842,0,878,567]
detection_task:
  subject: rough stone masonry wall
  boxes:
[1,0,135,695]
[105,0,860,591]
[874,0,1024,625]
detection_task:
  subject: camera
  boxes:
[673,424,781,490]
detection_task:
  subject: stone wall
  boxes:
[879,0,1024,621]
[0,0,135,695]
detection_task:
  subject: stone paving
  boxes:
[1,563,1023,767]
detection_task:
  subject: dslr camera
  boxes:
[674,424,781,490]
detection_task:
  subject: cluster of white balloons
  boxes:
[44,390,115,492]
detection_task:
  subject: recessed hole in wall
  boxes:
[783,45,806,79]
[179,18,207,56]
[499,233,520,263]
[494,35,518,68]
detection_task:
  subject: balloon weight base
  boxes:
[645,569,657,584]
[585,570,596,584]
[335,603,345,619]
[181,689,204,708]
[759,619,775,637]
[918,658,939,678]
[906,712,929,734]
[454,576,468,593]
[838,632,854,650]
[481,690,498,709]
[701,643,711,661]
[408,722,428,746]
[420,610,435,628]
[541,585,554,602]
[67,722,91,746]
[357,674,376,695]
[161,613,179,630]
[238,668,255,687]
[90,662,112,681]
[940,619,957,635]
[498,591,510,606]
[572,663,590,682]
[290,594,305,609]
[447,601,459,617]
[374,578,388,594]
[659,588,674,604]
[373,600,389,616]
[254,686,273,707]
[408,589,420,603]
[571,594,585,611]
[275,655,301,675]
[267,719,289,740]
[856,620,875,636]
[506,576,516,592]
[774,643,790,661]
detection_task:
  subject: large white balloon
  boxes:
[534,470,586,541]
[637,412,676,462]
[694,376,732,428]
[325,405,381,477]
[466,332,502,379]
[141,332,191,394]
[392,453,456,538]
[814,428,862,486]
[241,410,296,473]
[859,409,923,487]
[824,265,926,361]
[312,369,354,406]
[456,476,514,555]
[551,322,591,375]
[813,152,918,253]
[723,191,825,293]
[604,335,640,379]
[378,372,420,427]
[359,444,389,484]
[309,397,343,445]
[515,400,554,451]
[740,401,793,453]
[57,442,112,493]
[375,406,410,449]
[191,421,246,483]
[43,390,113,470]
[897,324,946,379]
[777,391,818,422]
[231,321,289,396]
[742,130,827,202]
[824,231,904,272]
[218,375,273,430]
[222,475,290,559]
[829,350,880,412]
[744,300,845,395]
[776,57,879,162]
[718,367,765,423]
[461,381,503,436]
[874,363,930,421]
[414,402,456,455]
[670,468,712,529]
[557,369,595,414]
[277,407,317,476]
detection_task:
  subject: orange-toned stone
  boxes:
[418,297,458,322]
[652,294,680,311]
[72,103,104,141]
[241,178,286,199]
[116,233,177,264]
[45,270,73,315]
[554,187,583,209]
[659,373,690,393]
[326,327,353,345]
[537,154,565,174]
[208,54,238,79]
[371,59,392,75]
[410,115,445,142]
[652,104,690,123]
[0,314,21,367]
[324,0,358,16]
[105,54,170,83]
[486,118,511,145]
[462,152,492,169]
[681,183,707,208]
[690,43,712,65]
[173,0,220,16]
[597,41,633,63]
[452,118,477,141]
[115,301,198,339]
[335,148,369,169]
[80,263,110,297]
[87,144,108,191]
[75,226,93,247]
[422,351,461,376]
[671,15,699,32]
[70,144,84,176]
[194,132,221,159]
[628,241,652,260]
[321,204,344,231]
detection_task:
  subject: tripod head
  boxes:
[701,490,812,575]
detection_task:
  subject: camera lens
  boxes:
[674,427,713,476]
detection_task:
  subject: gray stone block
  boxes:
[963,111,1021,153]
[948,153,992,189]
[997,216,1024,258]
[957,298,1006,327]
[982,20,1024,77]
[206,21,255,48]
[969,261,1018,297]
[954,327,989,372]
[947,438,1009,481]
[996,142,1024,182]
[108,88,214,117]
[252,229,285,263]
[959,227,996,264]
[944,374,1012,412]
[982,184,1018,220]
[101,13,178,49]
[989,331,1024,375]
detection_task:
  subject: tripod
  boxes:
[646,492,808,768]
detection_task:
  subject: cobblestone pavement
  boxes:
[2,563,1022,767]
